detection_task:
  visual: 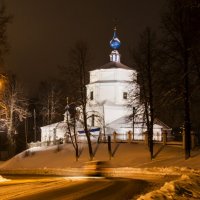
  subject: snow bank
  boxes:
[0,175,10,183]
[109,166,200,178]
[1,143,200,170]
[137,174,200,200]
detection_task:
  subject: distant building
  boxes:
[40,28,171,144]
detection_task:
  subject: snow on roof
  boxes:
[107,115,130,128]
[107,115,149,129]
[107,115,171,130]
[154,118,171,130]
[40,120,84,130]
[40,121,67,130]
[97,61,132,70]
[88,80,132,84]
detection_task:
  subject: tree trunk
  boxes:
[147,29,154,160]
[183,50,191,159]
[83,104,93,160]
[80,57,93,160]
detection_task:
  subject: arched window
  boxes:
[90,91,94,100]
[91,114,95,126]
[123,92,127,99]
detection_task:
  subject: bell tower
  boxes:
[109,27,121,62]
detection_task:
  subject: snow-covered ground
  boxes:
[0,143,200,170]
[137,174,200,200]
[0,175,10,183]
[0,143,200,199]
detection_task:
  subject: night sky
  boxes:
[4,0,166,96]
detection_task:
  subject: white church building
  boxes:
[40,28,171,144]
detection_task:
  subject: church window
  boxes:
[91,114,95,126]
[123,92,127,99]
[90,91,94,100]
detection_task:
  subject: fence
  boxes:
[28,130,200,149]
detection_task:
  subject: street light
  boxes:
[0,74,7,94]
[132,107,136,141]
[0,74,8,116]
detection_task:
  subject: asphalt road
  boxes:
[0,176,151,200]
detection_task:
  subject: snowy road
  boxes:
[0,176,152,200]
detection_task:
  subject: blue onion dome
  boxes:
[110,27,121,50]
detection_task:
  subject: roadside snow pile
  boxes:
[144,166,200,176]
[0,175,10,182]
[137,174,200,200]
[112,166,200,177]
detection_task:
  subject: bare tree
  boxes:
[38,79,64,126]
[162,0,200,159]
[65,98,79,161]
[67,41,94,160]
[0,74,29,156]
[131,27,161,160]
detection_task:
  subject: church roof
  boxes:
[98,61,132,70]
[154,118,172,130]
[40,121,67,130]
[107,115,171,130]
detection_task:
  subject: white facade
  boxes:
[86,65,135,125]
[40,122,68,143]
[84,27,171,141]
[40,28,171,143]
[85,61,167,141]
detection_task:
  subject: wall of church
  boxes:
[41,122,68,143]
[86,104,131,129]
[98,85,115,103]
[104,105,130,124]
[89,68,133,83]
[116,69,133,81]
[87,82,132,105]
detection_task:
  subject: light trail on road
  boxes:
[0,176,152,200]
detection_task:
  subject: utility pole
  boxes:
[33,109,37,142]
[108,135,112,160]
[25,117,28,148]
[132,107,136,141]
[103,104,106,141]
